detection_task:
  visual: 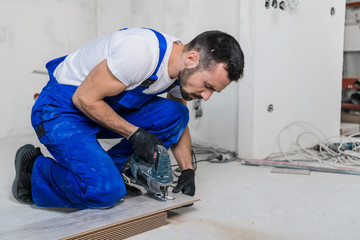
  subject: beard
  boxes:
[178,66,200,101]
[179,84,192,101]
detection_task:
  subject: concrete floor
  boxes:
[1,133,360,239]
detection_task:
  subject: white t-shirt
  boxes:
[53,28,182,98]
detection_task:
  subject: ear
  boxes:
[184,51,199,68]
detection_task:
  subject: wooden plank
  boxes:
[341,103,360,110]
[243,159,360,175]
[347,2,360,7]
[64,212,168,240]
[342,78,360,90]
[0,194,199,240]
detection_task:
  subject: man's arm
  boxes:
[72,59,137,138]
[72,59,163,164]
[166,93,193,170]
[167,92,195,196]
[171,126,193,170]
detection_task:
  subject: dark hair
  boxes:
[185,31,244,82]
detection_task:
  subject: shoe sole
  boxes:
[12,144,36,203]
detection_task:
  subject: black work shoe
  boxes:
[12,144,42,204]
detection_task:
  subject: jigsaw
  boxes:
[125,145,174,201]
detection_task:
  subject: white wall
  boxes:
[0,0,97,137]
[238,0,345,158]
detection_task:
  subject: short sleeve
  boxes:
[107,36,157,87]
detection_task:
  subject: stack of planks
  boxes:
[1,194,199,240]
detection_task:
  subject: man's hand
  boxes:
[129,128,164,164]
[172,169,195,196]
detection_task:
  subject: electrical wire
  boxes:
[171,142,239,181]
[265,121,360,170]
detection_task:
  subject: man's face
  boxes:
[178,63,231,101]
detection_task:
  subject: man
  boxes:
[12,27,244,209]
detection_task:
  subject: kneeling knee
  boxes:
[85,179,126,209]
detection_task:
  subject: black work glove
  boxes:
[128,128,164,165]
[172,169,195,196]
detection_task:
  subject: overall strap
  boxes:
[118,27,167,89]
[145,28,167,78]
[142,28,180,93]
[45,55,67,82]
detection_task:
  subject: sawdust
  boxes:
[168,212,277,240]
[192,218,271,240]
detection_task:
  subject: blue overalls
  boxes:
[30,29,189,209]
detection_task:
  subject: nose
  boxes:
[201,89,213,101]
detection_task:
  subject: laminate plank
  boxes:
[0,194,199,240]
[64,212,168,240]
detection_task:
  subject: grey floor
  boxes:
[1,133,360,240]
